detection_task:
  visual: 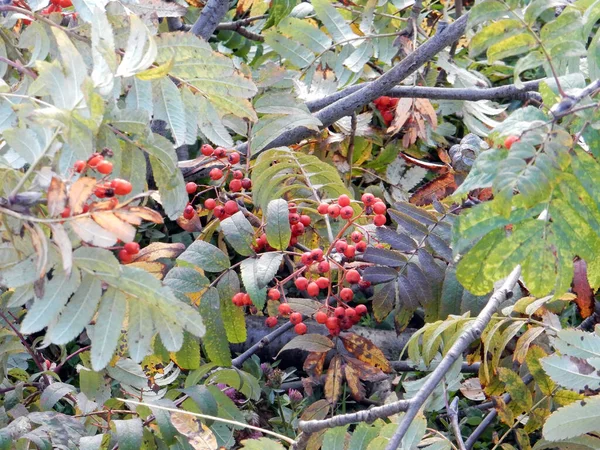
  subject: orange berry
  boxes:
[186,182,197,194]
[316,277,330,289]
[295,277,309,290]
[373,202,386,214]
[355,304,367,315]
[60,207,71,218]
[209,168,223,180]
[96,160,113,175]
[268,289,281,300]
[278,303,291,315]
[204,198,216,210]
[373,214,386,226]
[315,311,328,324]
[504,135,519,149]
[229,179,242,192]
[118,249,133,264]
[307,282,320,297]
[124,242,140,255]
[317,203,329,214]
[340,206,353,220]
[74,160,86,173]
[338,194,350,207]
[224,200,238,215]
[340,288,354,301]
[290,312,302,325]
[294,322,307,335]
[266,316,278,327]
[201,144,214,156]
[87,155,103,167]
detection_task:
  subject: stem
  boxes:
[346,113,357,187]
[54,345,91,373]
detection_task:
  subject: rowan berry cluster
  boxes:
[181,144,250,221]
[71,152,133,200]
[316,193,387,227]
[373,96,399,126]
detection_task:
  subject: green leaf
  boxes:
[164,267,210,301]
[543,395,600,441]
[265,199,292,250]
[20,270,81,334]
[251,113,321,155]
[206,385,247,424]
[195,94,234,148]
[255,252,283,289]
[322,426,348,450]
[240,258,267,309]
[178,240,230,272]
[106,359,148,389]
[90,287,127,371]
[278,17,332,53]
[343,41,373,73]
[126,77,153,113]
[278,334,334,355]
[183,385,218,417]
[40,382,76,411]
[264,31,314,68]
[217,271,247,344]
[541,354,600,391]
[469,19,525,57]
[220,212,255,256]
[241,438,286,450]
[312,0,357,44]
[525,0,571,24]
[149,154,187,221]
[468,0,510,27]
[116,15,157,77]
[348,423,380,450]
[152,77,187,147]
[487,33,538,63]
[371,282,396,321]
[45,273,102,345]
[553,329,600,358]
[199,288,232,366]
[127,298,155,363]
[111,419,143,450]
[3,128,43,165]
[498,367,533,413]
[173,332,201,370]
[208,368,261,401]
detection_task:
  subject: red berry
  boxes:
[183,205,195,220]
[294,322,307,335]
[266,316,278,328]
[111,179,132,196]
[317,203,329,214]
[373,202,387,215]
[328,204,341,218]
[289,213,300,224]
[96,160,113,175]
[233,170,244,180]
[186,182,197,194]
[300,215,311,226]
[315,311,328,324]
[88,155,103,167]
[58,0,72,7]
[60,207,71,218]
[290,312,302,325]
[346,269,361,284]
[82,204,90,213]
[317,261,330,273]
[338,194,351,207]
[340,206,353,220]
[335,240,348,253]
[334,306,345,318]
[291,222,305,236]
[356,241,367,252]
[241,178,252,190]
[301,252,313,266]
[316,277,330,289]
[355,304,368,315]
[379,96,391,107]
[351,231,363,243]
[326,317,339,330]
[311,248,324,261]
[340,288,354,301]
[214,147,227,158]
[307,282,320,297]
[288,202,297,213]
[209,168,223,180]
[278,303,291,315]
[361,193,375,206]
[213,205,226,219]
[204,198,217,210]
[229,179,242,192]
[289,236,298,246]
[124,242,140,255]
[118,249,133,264]
[359,280,371,289]
[330,326,341,336]
[201,144,214,156]
[373,214,386,226]
[232,292,245,306]
[383,111,394,123]
[268,289,281,300]
[389,98,399,107]
[228,152,240,164]
[504,135,519,149]
[340,317,353,330]
[345,308,357,318]
[344,245,356,259]
[243,293,252,305]
[74,160,86,173]
[94,186,106,198]
[224,200,239,215]
[295,277,309,290]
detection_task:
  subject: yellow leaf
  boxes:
[325,355,343,404]
[170,412,218,450]
[92,211,137,243]
[68,177,96,215]
[340,332,392,373]
[136,58,175,81]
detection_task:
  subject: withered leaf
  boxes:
[92,211,136,243]
[170,412,218,450]
[68,177,96,215]
[130,242,186,262]
[304,351,326,377]
[343,355,387,382]
[409,172,457,206]
[415,98,437,129]
[300,399,330,421]
[387,98,413,135]
[49,223,73,275]
[340,332,392,373]
[47,176,67,216]
[573,259,594,318]
[325,355,344,405]
[128,261,168,279]
[344,363,366,401]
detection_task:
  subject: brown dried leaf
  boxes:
[304,352,326,377]
[415,98,437,129]
[414,113,427,140]
[69,217,118,248]
[49,223,73,275]
[177,211,203,232]
[460,377,486,401]
[437,148,451,165]
[68,177,96,215]
[409,172,457,206]
[131,242,186,262]
[128,261,168,279]
[343,355,387,381]
[29,223,48,278]
[340,332,392,373]
[399,152,449,173]
[92,211,136,243]
[325,355,343,405]
[387,98,413,135]
[127,206,164,224]
[344,363,366,401]
[170,412,218,450]
[300,399,330,421]
[573,259,594,318]
[513,327,545,364]
[113,210,142,226]
[47,177,67,216]
[402,126,418,147]
[494,396,515,426]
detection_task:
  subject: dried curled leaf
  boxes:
[325,355,343,404]
[340,332,392,373]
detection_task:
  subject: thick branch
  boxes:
[306,80,542,112]
[190,0,230,40]
[384,266,521,450]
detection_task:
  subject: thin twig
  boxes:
[447,396,467,450]
[0,56,37,78]
[54,345,91,373]
[231,321,295,367]
[346,113,357,186]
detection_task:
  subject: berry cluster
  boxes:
[373,96,399,126]
[40,0,73,14]
[316,193,387,227]
[72,152,133,200]
[117,242,140,264]
[181,144,251,221]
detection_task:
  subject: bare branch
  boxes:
[447,397,467,450]
[384,265,522,450]
[231,321,295,367]
[190,0,230,40]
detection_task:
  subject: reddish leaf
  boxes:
[47,177,67,216]
[409,172,457,206]
[340,332,392,373]
[573,259,594,318]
